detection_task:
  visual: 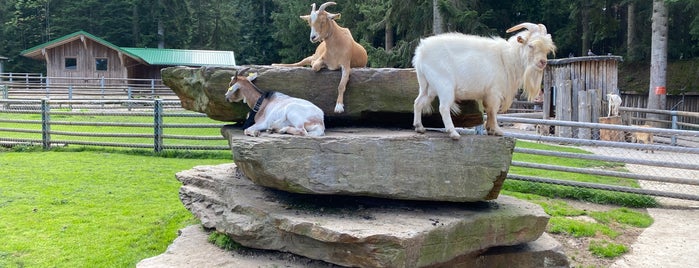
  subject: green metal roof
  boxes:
[21,31,235,67]
[122,48,236,66]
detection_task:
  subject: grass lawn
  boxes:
[0,147,231,267]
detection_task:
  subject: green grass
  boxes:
[0,110,229,148]
[589,240,629,258]
[505,141,658,208]
[504,191,653,260]
[0,147,231,267]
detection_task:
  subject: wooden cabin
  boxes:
[541,56,623,138]
[20,31,236,84]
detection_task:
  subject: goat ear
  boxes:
[517,36,526,44]
[247,72,258,82]
[328,13,341,20]
[300,15,311,22]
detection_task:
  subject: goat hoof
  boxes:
[415,126,426,134]
[488,129,504,136]
[334,103,344,113]
[449,132,461,140]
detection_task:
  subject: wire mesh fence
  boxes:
[499,115,699,207]
[0,99,229,152]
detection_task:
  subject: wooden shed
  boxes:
[541,55,623,138]
[20,31,236,84]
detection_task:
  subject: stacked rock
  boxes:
[175,128,569,268]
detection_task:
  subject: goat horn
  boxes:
[506,22,540,34]
[310,3,316,13]
[538,24,548,34]
[318,2,336,13]
[237,67,250,77]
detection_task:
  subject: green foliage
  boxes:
[0,151,230,267]
[208,231,243,251]
[589,240,629,258]
[548,217,619,238]
[2,0,699,70]
[588,208,654,228]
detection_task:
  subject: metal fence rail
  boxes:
[0,99,229,152]
[500,115,699,203]
[0,73,177,101]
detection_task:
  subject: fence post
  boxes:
[41,98,51,150]
[100,76,105,108]
[1,85,7,109]
[671,111,678,146]
[151,79,155,98]
[127,87,132,111]
[153,98,163,153]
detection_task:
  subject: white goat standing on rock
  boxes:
[607,93,622,117]
[272,2,368,114]
[412,22,556,139]
[225,68,325,137]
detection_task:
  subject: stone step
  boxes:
[224,127,515,202]
[176,163,565,268]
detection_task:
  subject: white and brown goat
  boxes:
[225,68,325,137]
[272,2,368,114]
[412,22,556,139]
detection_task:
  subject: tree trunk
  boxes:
[648,0,668,126]
[433,0,444,34]
[385,22,393,51]
[626,1,636,60]
[581,0,591,55]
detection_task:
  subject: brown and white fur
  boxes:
[272,2,368,113]
[225,68,325,137]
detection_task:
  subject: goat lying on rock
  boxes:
[225,68,325,137]
[272,2,368,114]
[412,22,556,139]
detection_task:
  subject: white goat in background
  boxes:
[273,2,368,114]
[607,93,622,117]
[412,22,556,139]
[225,68,325,137]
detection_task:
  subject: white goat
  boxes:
[607,93,622,117]
[412,22,556,139]
[225,68,325,137]
[272,2,368,113]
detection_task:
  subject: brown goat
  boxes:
[272,2,368,113]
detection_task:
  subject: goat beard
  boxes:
[522,65,544,101]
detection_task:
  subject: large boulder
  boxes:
[161,65,483,128]
[223,127,514,202]
[177,164,565,268]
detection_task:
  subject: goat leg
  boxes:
[334,66,350,113]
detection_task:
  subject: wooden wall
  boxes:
[45,38,130,85]
[542,56,623,138]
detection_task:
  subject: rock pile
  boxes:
[149,65,569,267]
[166,128,569,267]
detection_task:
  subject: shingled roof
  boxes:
[21,31,236,67]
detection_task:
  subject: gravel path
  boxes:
[581,146,699,268]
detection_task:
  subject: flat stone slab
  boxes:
[137,225,569,268]
[223,127,515,202]
[161,66,483,128]
[177,164,553,268]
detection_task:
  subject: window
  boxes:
[95,58,108,71]
[65,58,77,70]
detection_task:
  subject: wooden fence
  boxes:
[0,73,177,101]
[0,99,228,152]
